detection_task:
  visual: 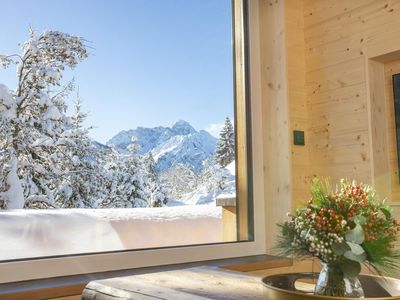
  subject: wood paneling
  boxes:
[221,206,237,242]
[285,0,312,206]
[384,61,400,200]
[259,0,292,250]
[258,0,313,252]
[366,59,392,199]
[259,1,400,251]
[233,0,251,241]
[303,0,400,200]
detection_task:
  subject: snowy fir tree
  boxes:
[99,149,123,208]
[198,164,228,194]
[160,164,198,200]
[101,138,149,208]
[143,152,168,207]
[215,117,235,167]
[54,96,107,208]
[0,30,88,209]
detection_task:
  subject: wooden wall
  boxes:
[259,0,293,250]
[259,0,400,249]
[285,0,311,206]
[303,0,400,201]
[304,0,372,184]
[259,0,310,249]
[385,60,400,200]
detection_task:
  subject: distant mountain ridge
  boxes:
[106,120,217,173]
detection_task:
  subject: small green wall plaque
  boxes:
[293,130,305,146]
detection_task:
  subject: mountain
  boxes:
[107,120,217,173]
[92,141,110,151]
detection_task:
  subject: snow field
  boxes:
[0,205,222,260]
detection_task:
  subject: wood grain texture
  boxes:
[82,266,265,300]
[366,59,392,199]
[258,0,400,247]
[233,0,251,241]
[51,297,81,300]
[259,0,293,251]
[222,257,292,272]
[0,284,86,300]
[384,61,400,200]
[221,206,237,242]
[303,0,400,195]
[285,0,312,206]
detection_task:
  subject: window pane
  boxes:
[0,0,251,261]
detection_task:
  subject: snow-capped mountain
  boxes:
[92,141,110,151]
[107,120,217,173]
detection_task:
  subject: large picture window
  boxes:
[0,0,257,281]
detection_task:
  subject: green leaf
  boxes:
[344,249,367,263]
[345,224,365,244]
[380,207,393,219]
[340,259,361,278]
[332,242,350,256]
[351,215,366,225]
[346,242,365,256]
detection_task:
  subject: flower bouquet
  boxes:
[275,179,400,297]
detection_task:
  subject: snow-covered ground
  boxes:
[175,161,236,206]
[0,205,222,261]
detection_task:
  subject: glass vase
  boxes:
[314,263,364,298]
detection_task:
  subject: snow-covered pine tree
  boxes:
[143,152,168,207]
[160,164,198,200]
[55,96,106,208]
[101,138,149,208]
[197,163,228,193]
[0,85,25,209]
[0,30,88,209]
[99,149,123,208]
[215,117,235,168]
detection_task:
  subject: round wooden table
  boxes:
[262,273,400,300]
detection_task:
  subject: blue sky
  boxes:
[0,0,234,143]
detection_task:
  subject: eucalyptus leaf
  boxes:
[332,242,350,256]
[345,224,365,244]
[340,259,361,278]
[346,242,365,256]
[344,249,367,262]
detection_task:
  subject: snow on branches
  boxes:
[0,30,164,210]
[215,117,235,168]
[0,29,89,209]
